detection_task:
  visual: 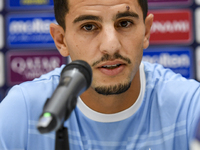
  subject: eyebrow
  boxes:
[73,11,139,24]
[73,15,102,24]
[115,11,139,20]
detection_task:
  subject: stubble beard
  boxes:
[94,81,132,95]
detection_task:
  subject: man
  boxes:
[0,0,200,149]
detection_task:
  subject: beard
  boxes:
[94,82,131,95]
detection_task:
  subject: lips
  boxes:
[97,61,126,76]
[101,64,122,69]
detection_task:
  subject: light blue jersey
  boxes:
[0,61,200,150]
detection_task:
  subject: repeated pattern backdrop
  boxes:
[0,0,199,101]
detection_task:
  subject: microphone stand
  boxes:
[55,96,78,150]
[55,125,70,150]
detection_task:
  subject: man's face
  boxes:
[62,0,150,95]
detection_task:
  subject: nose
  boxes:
[99,26,121,55]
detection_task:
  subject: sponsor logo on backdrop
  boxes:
[0,52,4,87]
[7,50,66,85]
[6,13,56,48]
[6,0,53,10]
[196,47,200,81]
[195,8,200,44]
[0,15,4,49]
[0,0,3,11]
[143,47,194,79]
[149,9,193,45]
[148,0,192,7]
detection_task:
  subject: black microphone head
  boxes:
[61,60,92,89]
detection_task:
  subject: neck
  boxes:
[80,69,141,114]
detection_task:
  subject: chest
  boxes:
[66,113,188,150]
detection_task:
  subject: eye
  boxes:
[118,20,133,28]
[82,24,97,31]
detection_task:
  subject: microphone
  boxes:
[37,60,92,133]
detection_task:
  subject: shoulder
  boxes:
[142,61,199,88]
[1,65,65,121]
[142,61,185,82]
[141,61,200,142]
[0,65,63,149]
[142,61,200,120]
[141,61,200,114]
[20,65,65,99]
[17,65,63,98]
[21,65,65,113]
[142,61,199,94]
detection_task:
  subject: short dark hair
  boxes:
[53,0,148,30]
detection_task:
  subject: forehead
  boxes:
[67,0,141,15]
[68,0,138,5]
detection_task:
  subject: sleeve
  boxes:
[0,85,28,149]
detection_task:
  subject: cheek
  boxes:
[121,35,144,69]
[65,35,86,60]
[66,40,98,64]
[122,35,144,56]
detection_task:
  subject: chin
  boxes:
[94,82,132,96]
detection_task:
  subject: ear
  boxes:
[50,23,69,57]
[143,14,154,49]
